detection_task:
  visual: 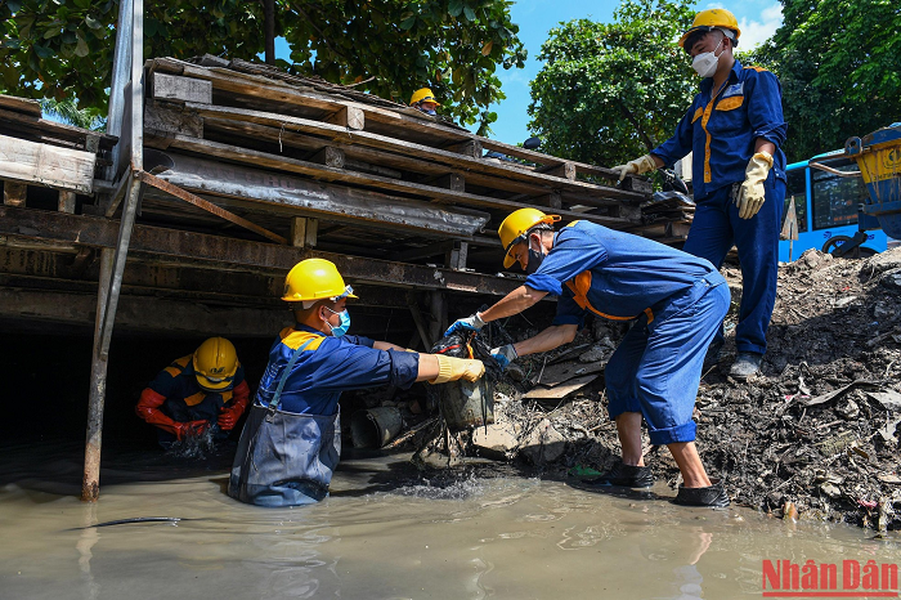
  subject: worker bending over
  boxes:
[136,336,250,448]
[615,8,787,379]
[228,258,484,507]
[447,208,730,507]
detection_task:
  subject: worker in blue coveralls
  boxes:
[614,8,787,380]
[446,208,731,507]
[136,337,250,449]
[228,258,485,507]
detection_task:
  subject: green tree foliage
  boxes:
[0,0,526,134]
[754,0,901,161]
[40,97,106,130]
[527,0,696,166]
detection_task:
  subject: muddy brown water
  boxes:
[2,441,900,600]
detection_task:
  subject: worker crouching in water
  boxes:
[135,337,250,449]
[228,258,485,508]
[447,208,731,507]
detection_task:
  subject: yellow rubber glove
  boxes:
[430,355,486,384]
[612,154,658,182]
[736,152,773,219]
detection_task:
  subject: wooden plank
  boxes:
[182,101,644,204]
[0,133,96,193]
[0,106,113,151]
[152,72,213,103]
[167,133,635,228]
[3,181,26,206]
[0,94,42,117]
[201,117,568,199]
[523,374,600,400]
[0,206,523,296]
[446,241,468,271]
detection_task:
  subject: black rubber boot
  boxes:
[581,462,655,489]
[730,352,762,380]
[673,479,730,508]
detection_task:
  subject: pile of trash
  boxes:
[423,247,901,531]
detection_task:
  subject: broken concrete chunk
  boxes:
[472,422,518,459]
[819,482,842,499]
[520,418,565,464]
[836,399,860,420]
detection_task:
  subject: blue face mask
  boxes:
[324,306,351,338]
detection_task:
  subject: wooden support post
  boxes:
[291,217,318,247]
[432,173,465,192]
[446,139,482,158]
[428,290,447,345]
[543,191,563,209]
[327,106,365,130]
[309,146,345,169]
[59,190,77,214]
[3,181,26,207]
[406,291,433,350]
[446,241,469,271]
[538,162,576,180]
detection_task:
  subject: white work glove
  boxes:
[444,312,486,337]
[735,151,773,219]
[612,154,658,182]
[490,344,518,371]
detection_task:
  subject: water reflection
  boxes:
[1,444,900,600]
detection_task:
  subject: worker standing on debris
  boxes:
[614,8,787,379]
[135,337,250,449]
[228,258,485,507]
[410,87,440,116]
[446,208,731,507]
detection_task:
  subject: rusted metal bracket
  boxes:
[137,170,288,245]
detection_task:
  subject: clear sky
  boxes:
[482,0,785,146]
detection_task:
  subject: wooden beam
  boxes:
[149,151,489,237]
[0,206,522,296]
[0,133,97,193]
[137,170,288,245]
[182,101,644,204]
[167,134,635,227]
[3,181,26,206]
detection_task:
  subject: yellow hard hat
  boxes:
[281,258,358,305]
[679,8,741,49]
[193,337,239,391]
[410,87,441,106]
[498,208,561,269]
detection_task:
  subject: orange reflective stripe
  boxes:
[564,271,654,323]
[184,391,206,407]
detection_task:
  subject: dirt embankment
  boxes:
[446,247,901,531]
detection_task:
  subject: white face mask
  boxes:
[691,37,723,78]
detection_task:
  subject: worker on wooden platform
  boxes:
[613,8,787,380]
[228,258,485,507]
[446,208,731,507]
[135,337,250,449]
[410,87,440,116]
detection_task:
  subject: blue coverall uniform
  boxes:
[135,355,250,447]
[525,221,730,445]
[652,59,787,356]
[228,325,419,507]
